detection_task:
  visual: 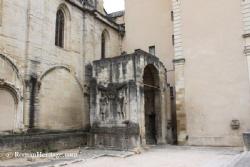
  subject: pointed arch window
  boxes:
[101,32,106,58]
[55,9,65,47]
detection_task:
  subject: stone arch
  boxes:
[101,29,110,58]
[0,54,23,82]
[0,85,18,133]
[39,65,71,82]
[0,83,19,103]
[55,3,71,49]
[0,54,24,133]
[143,64,161,144]
[57,3,71,22]
[38,67,88,130]
[39,65,83,92]
[143,64,160,89]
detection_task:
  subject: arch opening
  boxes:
[143,64,160,145]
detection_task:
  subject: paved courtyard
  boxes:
[1,146,249,167]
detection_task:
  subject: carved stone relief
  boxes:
[98,83,127,124]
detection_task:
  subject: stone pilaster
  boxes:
[172,0,187,144]
[174,59,186,144]
[0,0,2,26]
[242,0,250,82]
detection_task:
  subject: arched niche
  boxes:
[101,29,110,59]
[38,67,88,130]
[0,86,18,132]
[0,54,24,133]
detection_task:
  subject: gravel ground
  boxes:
[71,146,241,167]
[0,146,244,167]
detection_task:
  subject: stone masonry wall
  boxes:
[0,0,122,133]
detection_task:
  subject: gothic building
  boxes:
[0,0,250,152]
[0,0,126,151]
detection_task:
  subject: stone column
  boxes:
[242,0,250,150]
[158,72,168,144]
[174,59,186,145]
[242,0,250,82]
[246,44,250,80]
[172,0,187,144]
[0,0,2,26]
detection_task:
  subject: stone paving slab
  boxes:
[225,152,250,167]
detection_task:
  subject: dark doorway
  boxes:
[143,64,160,145]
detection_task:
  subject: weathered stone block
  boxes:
[0,131,88,153]
[90,50,170,149]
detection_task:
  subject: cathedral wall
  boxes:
[0,0,28,76]
[84,12,122,64]
[0,0,122,132]
[25,0,87,131]
[0,0,28,132]
[38,68,86,130]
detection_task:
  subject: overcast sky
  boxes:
[103,0,125,13]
